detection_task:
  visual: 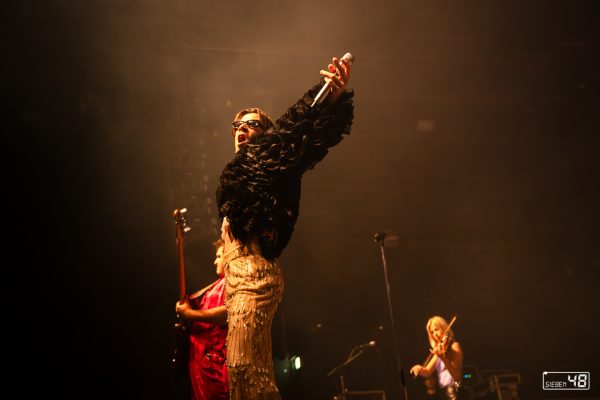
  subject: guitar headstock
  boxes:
[173,208,191,239]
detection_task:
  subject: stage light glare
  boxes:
[290,355,302,370]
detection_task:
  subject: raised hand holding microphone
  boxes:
[311,52,354,107]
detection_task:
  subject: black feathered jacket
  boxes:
[216,81,354,260]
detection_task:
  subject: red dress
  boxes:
[188,277,228,400]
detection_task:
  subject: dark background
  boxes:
[7,1,599,399]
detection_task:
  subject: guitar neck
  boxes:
[177,234,186,301]
[173,208,190,303]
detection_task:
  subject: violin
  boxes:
[419,315,457,369]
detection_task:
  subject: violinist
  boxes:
[410,316,463,400]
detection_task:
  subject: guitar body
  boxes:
[171,209,218,378]
[172,291,206,377]
[172,321,191,378]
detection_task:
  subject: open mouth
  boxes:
[237,133,248,146]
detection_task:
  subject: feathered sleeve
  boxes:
[275,80,354,173]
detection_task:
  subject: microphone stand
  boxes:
[326,346,365,400]
[375,231,409,400]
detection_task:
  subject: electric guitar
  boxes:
[172,208,192,377]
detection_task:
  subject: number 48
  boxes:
[567,373,588,388]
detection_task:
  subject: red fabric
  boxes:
[188,277,228,400]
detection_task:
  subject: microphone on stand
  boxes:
[311,52,355,107]
[373,228,409,400]
[355,340,377,350]
[374,231,387,242]
[374,230,399,246]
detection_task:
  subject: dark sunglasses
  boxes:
[231,119,263,130]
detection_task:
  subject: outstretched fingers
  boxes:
[320,57,351,90]
[317,55,353,104]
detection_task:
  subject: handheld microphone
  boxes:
[311,52,355,107]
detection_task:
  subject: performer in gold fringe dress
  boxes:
[216,55,355,399]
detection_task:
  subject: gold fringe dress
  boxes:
[223,246,284,399]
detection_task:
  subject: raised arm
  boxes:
[272,55,354,173]
[216,55,355,260]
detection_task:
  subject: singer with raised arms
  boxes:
[217,53,355,399]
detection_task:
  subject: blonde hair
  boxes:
[230,107,275,137]
[426,316,454,348]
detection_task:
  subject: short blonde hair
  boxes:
[231,107,275,137]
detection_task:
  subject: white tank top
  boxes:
[436,357,455,388]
